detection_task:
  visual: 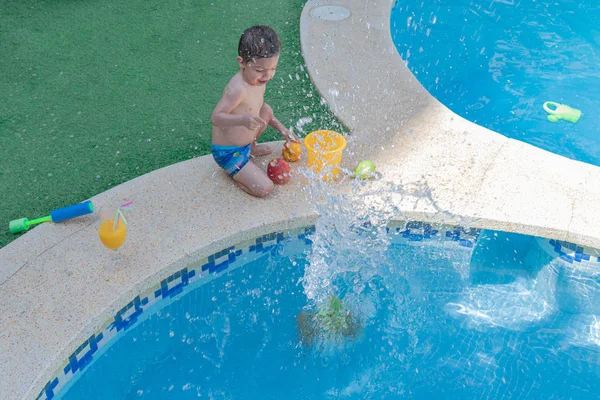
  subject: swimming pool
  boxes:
[53,226,600,399]
[391,0,600,166]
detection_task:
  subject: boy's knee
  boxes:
[250,180,273,198]
[265,179,274,194]
[260,180,274,197]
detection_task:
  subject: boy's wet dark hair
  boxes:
[238,25,281,63]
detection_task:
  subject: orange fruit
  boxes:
[98,218,127,250]
[282,141,302,162]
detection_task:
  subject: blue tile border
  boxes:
[38,378,58,400]
[388,221,480,248]
[397,220,440,241]
[539,238,600,265]
[110,296,146,332]
[37,221,598,399]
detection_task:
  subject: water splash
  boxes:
[298,167,443,316]
[295,117,313,134]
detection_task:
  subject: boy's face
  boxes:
[238,55,279,86]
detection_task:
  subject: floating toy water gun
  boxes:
[543,102,581,123]
[9,201,94,233]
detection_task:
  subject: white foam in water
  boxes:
[555,261,600,315]
[563,314,600,349]
[446,265,558,330]
[553,260,600,349]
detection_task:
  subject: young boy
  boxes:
[211,25,300,198]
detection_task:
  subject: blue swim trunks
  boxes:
[211,143,251,177]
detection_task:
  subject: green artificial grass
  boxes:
[0,0,340,248]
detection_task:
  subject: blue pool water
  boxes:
[58,232,600,399]
[391,0,600,166]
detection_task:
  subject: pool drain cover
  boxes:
[310,5,351,21]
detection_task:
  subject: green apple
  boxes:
[353,160,376,179]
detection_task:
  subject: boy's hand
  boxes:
[283,128,301,143]
[244,115,267,131]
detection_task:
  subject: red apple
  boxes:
[267,158,291,184]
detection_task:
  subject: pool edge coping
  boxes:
[299,0,600,249]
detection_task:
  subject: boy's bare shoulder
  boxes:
[223,73,247,97]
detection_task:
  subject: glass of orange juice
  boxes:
[98,218,127,250]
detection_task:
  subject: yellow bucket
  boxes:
[304,130,347,181]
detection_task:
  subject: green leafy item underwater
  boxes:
[297,293,361,346]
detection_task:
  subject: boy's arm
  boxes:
[266,106,301,142]
[211,87,266,130]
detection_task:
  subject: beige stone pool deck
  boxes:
[1,0,599,398]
